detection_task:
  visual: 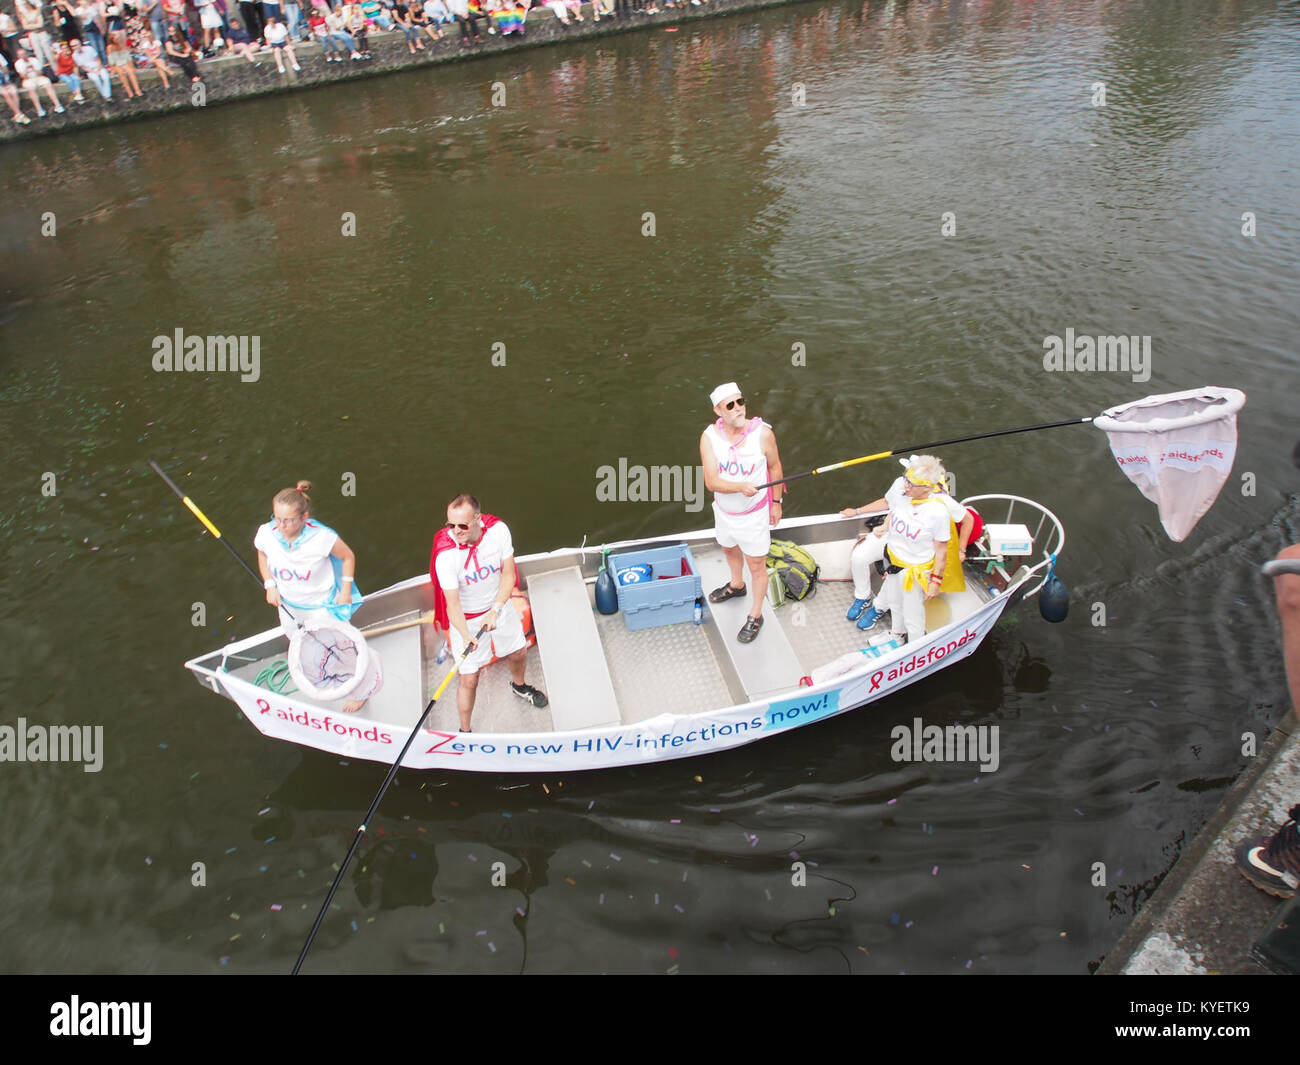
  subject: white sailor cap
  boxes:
[710,382,742,407]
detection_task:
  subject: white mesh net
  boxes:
[287,621,384,703]
[1094,386,1246,542]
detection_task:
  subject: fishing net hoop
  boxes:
[1094,386,1246,542]
[287,620,384,703]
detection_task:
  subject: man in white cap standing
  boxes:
[699,383,785,643]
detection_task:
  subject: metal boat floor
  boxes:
[419,624,556,736]
[592,611,734,724]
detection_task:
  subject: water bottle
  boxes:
[595,547,619,615]
[693,597,703,625]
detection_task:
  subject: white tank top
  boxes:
[705,417,770,515]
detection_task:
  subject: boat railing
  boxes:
[959,493,1065,601]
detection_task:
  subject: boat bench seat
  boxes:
[525,566,622,731]
[694,551,805,701]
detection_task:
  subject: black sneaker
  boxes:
[1235,803,1300,899]
[510,682,548,708]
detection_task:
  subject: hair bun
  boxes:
[296,480,312,494]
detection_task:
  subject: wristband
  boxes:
[341,576,353,584]
[264,579,276,589]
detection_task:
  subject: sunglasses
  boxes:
[723,397,745,410]
[445,520,476,531]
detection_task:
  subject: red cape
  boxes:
[429,514,515,631]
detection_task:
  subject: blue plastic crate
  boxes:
[608,544,703,631]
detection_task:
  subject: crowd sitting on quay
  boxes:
[0,0,711,125]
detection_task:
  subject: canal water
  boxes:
[1,0,1297,973]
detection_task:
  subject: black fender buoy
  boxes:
[1039,574,1069,623]
[595,549,619,615]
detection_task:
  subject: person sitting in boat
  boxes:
[700,382,785,644]
[840,455,974,632]
[869,455,972,646]
[255,479,369,713]
[429,494,548,733]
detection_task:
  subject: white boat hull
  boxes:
[186,499,1061,772]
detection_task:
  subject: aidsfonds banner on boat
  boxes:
[215,600,1008,774]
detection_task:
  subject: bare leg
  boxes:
[743,552,768,620]
[506,646,527,686]
[721,543,746,592]
[456,670,479,732]
[3,84,24,119]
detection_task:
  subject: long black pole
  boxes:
[756,416,1093,490]
[148,459,265,587]
[291,625,488,975]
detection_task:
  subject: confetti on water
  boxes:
[351,921,358,932]
[264,836,276,844]
[1074,809,1084,817]
[905,920,914,929]
[1062,725,1073,732]
[966,960,973,969]
[488,942,497,953]
[258,808,271,816]
[674,904,685,913]
[610,853,621,861]
[226,847,238,854]
[271,904,282,911]
[1149,700,1157,708]
[587,800,594,810]
[158,743,167,749]
[890,913,900,924]
[670,818,681,824]
[145,857,152,865]
[655,893,660,905]
[468,854,478,862]
[931,866,939,876]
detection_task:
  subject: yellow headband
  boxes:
[904,467,943,492]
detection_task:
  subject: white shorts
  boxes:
[201,7,223,26]
[447,598,526,676]
[713,499,771,558]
